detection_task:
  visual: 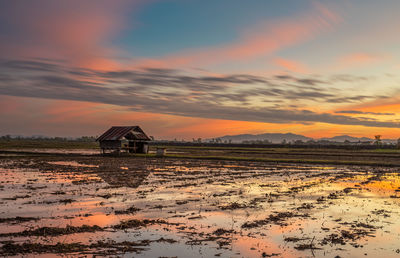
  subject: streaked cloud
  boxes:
[0,58,397,129]
[335,110,395,116]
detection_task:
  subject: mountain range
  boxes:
[211,133,397,144]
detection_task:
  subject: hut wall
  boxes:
[133,142,149,154]
[142,143,149,154]
[99,140,121,149]
[128,141,137,153]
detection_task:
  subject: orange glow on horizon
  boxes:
[1,95,400,139]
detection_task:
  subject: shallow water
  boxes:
[0,157,400,257]
[5,148,99,155]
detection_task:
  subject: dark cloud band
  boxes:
[0,58,396,128]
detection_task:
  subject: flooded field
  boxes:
[1,154,400,257]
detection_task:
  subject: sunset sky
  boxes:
[1,0,400,139]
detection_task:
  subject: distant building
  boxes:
[96,126,151,154]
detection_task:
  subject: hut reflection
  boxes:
[95,162,150,188]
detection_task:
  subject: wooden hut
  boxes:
[96,126,151,154]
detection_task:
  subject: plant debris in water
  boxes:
[242,212,309,228]
[0,239,176,256]
[1,152,400,257]
[0,216,39,224]
[0,224,103,237]
[114,205,141,215]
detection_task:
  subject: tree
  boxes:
[374,135,382,146]
[294,140,304,145]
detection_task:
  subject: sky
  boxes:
[1,0,400,139]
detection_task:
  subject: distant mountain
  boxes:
[210,133,396,144]
[212,133,312,143]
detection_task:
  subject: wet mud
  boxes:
[1,153,400,257]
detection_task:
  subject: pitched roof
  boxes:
[96,126,151,141]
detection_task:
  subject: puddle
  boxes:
[47,161,99,168]
[0,157,400,256]
[5,148,99,155]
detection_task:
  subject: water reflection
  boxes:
[95,162,150,188]
[0,158,400,257]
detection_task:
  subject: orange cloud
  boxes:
[273,57,310,73]
[338,53,386,68]
[3,94,399,139]
[295,122,400,139]
[0,95,22,113]
[0,95,298,138]
[43,101,104,123]
[0,1,146,70]
[338,94,400,114]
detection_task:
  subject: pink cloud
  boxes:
[133,2,341,69]
[338,53,387,67]
[0,1,340,72]
[273,57,310,73]
[0,95,22,113]
[0,0,147,70]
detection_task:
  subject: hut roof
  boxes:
[96,126,151,141]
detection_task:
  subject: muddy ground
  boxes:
[0,151,400,257]
[158,145,400,166]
